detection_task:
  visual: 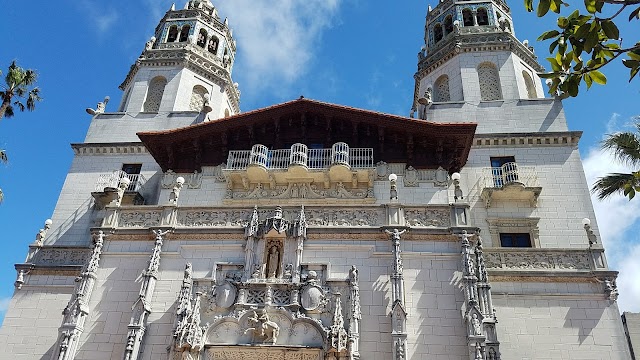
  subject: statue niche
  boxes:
[264,239,284,279]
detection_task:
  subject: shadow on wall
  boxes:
[564,305,605,345]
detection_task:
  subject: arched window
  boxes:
[444,16,454,35]
[434,75,451,102]
[189,85,209,111]
[462,9,474,26]
[477,8,489,25]
[434,24,443,43]
[522,71,537,98]
[478,63,502,101]
[179,25,191,42]
[167,25,179,42]
[197,29,207,48]
[208,36,219,54]
[143,76,167,112]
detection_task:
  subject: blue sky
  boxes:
[0,0,638,321]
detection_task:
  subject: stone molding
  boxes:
[473,131,582,148]
[71,143,149,156]
[485,248,594,271]
[486,217,540,247]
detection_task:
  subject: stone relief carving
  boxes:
[485,251,591,271]
[119,211,161,228]
[229,182,373,200]
[246,309,280,344]
[29,248,90,266]
[404,207,450,227]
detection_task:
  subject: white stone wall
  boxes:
[84,113,198,143]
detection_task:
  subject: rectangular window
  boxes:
[121,164,142,192]
[490,156,517,187]
[500,233,532,247]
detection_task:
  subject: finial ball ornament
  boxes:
[582,218,591,226]
[45,219,53,226]
[388,173,398,182]
[176,176,186,185]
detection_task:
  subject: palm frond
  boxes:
[601,131,640,166]
[0,188,4,204]
[27,88,41,111]
[13,100,25,112]
[4,105,14,118]
[591,172,638,200]
[0,150,7,163]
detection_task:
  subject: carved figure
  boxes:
[169,177,185,205]
[144,36,156,51]
[284,263,293,278]
[472,313,482,335]
[86,96,110,115]
[349,265,359,285]
[385,228,407,242]
[266,245,281,278]
[251,264,262,279]
[14,270,25,290]
[247,309,279,344]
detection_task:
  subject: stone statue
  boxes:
[267,246,280,278]
[247,309,279,344]
[385,228,407,242]
[14,270,25,290]
[144,36,156,51]
[251,264,262,279]
[472,313,482,335]
[424,88,433,105]
[169,177,185,205]
[349,265,359,286]
[283,263,293,279]
[85,96,110,116]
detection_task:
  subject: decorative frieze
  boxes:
[485,250,592,271]
[26,247,90,267]
[119,211,162,228]
[404,207,450,227]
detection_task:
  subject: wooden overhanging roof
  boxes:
[137,98,477,173]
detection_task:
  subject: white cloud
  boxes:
[77,0,119,34]
[583,113,640,312]
[217,0,341,92]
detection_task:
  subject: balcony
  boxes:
[91,170,147,208]
[480,162,541,208]
[223,143,375,204]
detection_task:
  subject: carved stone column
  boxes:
[244,206,259,280]
[173,265,205,360]
[347,266,361,360]
[293,206,307,282]
[384,228,408,360]
[51,231,106,360]
[460,231,501,360]
[122,229,170,360]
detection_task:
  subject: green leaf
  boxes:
[575,23,591,39]
[601,20,619,40]
[525,0,534,12]
[567,76,579,97]
[628,51,640,61]
[538,72,557,78]
[547,57,562,71]
[557,17,569,28]
[629,189,636,200]
[549,39,560,53]
[568,9,580,21]
[623,59,640,69]
[550,0,561,14]
[584,0,597,14]
[538,0,551,17]
[595,0,604,13]
[630,67,640,82]
[538,30,560,41]
[590,70,607,84]
[584,73,593,88]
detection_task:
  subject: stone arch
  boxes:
[444,15,454,35]
[208,36,219,54]
[179,25,191,42]
[143,76,167,112]
[522,71,537,98]
[197,28,208,47]
[167,25,179,42]
[433,23,443,43]
[477,62,502,101]
[189,85,209,111]
[462,9,474,26]
[477,7,489,25]
[204,309,326,348]
[434,75,451,102]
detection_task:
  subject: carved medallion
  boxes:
[215,282,237,309]
[301,286,323,311]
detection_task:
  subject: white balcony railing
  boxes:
[481,162,538,189]
[225,143,374,171]
[94,170,147,193]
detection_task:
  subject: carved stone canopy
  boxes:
[138,98,477,173]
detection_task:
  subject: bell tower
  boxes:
[118,0,240,120]
[412,0,563,132]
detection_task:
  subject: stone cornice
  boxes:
[71,142,149,156]
[473,130,582,148]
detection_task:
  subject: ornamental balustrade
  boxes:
[94,170,147,193]
[226,143,374,171]
[481,162,537,189]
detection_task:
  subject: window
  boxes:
[499,233,532,247]
[197,29,207,48]
[189,85,209,112]
[463,9,474,26]
[167,25,179,42]
[179,25,191,42]
[208,36,219,54]
[143,76,167,112]
[522,70,537,99]
[121,164,142,192]
[434,75,451,102]
[477,8,489,26]
[490,156,516,187]
[487,217,540,247]
[444,16,454,35]
[478,62,502,101]
[434,24,443,43]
